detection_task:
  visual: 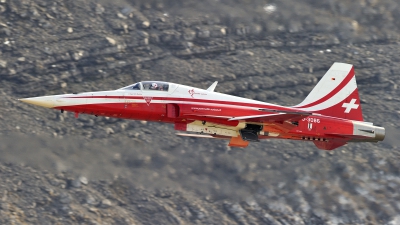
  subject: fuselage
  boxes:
[20,80,385,150]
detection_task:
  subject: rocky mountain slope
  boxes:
[0,0,400,224]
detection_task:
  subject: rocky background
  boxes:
[0,0,400,224]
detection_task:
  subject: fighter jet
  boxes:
[20,62,385,150]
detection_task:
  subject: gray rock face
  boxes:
[0,0,399,224]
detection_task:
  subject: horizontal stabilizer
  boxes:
[229,113,282,121]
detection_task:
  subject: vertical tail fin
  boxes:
[294,62,363,121]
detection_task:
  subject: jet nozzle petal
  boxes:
[374,127,385,141]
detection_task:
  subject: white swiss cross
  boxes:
[342,98,359,113]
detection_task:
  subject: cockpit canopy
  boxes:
[122,83,141,90]
[142,81,169,91]
[119,81,169,92]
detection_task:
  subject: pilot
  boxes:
[132,83,140,90]
[151,83,158,90]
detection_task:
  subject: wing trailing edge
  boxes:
[228,109,312,122]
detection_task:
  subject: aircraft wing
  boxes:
[257,108,312,115]
[229,113,286,121]
[182,107,312,124]
[228,109,312,122]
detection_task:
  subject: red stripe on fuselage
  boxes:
[295,67,355,109]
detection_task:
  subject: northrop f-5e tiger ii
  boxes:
[20,62,385,150]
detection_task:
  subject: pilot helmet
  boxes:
[151,83,157,89]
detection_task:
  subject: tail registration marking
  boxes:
[342,99,359,113]
[302,117,320,123]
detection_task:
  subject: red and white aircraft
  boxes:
[20,62,385,150]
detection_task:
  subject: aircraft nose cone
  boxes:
[19,96,55,108]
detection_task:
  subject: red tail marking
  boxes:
[298,67,355,109]
[314,89,363,121]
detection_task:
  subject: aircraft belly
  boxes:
[85,102,125,117]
